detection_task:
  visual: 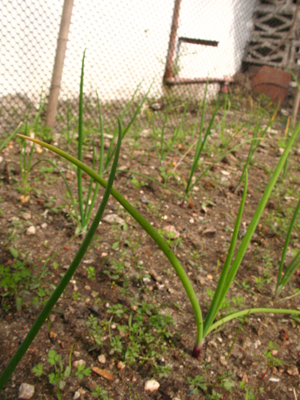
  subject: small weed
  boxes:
[72,291,83,301]
[0,258,40,311]
[260,341,283,379]
[187,375,207,394]
[33,347,90,400]
[86,314,105,347]
[86,301,173,371]
[152,363,171,378]
[91,386,114,399]
[87,266,96,280]
[239,381,256,400]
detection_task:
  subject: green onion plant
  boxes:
[149,100,189,164]
[235,104,277,191]
[18,101,44,193]
[184,81,219,199]
[0,123,22,153]
[17,121,300,361]
[2,61,300,390]
[0,125,122,391]
[74,53,150,234]
[275,197,300,297]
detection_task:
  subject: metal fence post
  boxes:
[163,0,182,82]
[45,0,74,129]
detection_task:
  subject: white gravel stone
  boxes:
[98,354,106,364]
[103,214,125,225]
[18,383,35,399]
[145,379,160,392]
[26,226,36,235]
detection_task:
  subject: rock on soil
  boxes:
[18,383,35,399]
[144,379,160,392]
[26,226,36,235]
[103,214,125,225]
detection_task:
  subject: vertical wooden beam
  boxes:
[46,0,74,128]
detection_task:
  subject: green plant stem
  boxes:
[116,169,182,197]
[77,51,85,227]
[104,82,152,171]
[84,141,97,224]
[203,172,248,337]
[189,138,260,193]
[16,134,204,350]
[185,98,219,198]
[276,252,300,297]
[0,128,121,390]
[275,197,300,297]
[208,307,300,334]
[0,123,22,152]
[236,106,276,190]
[208,123,300,328]
[96,92,104,177]
[29,158,80,224]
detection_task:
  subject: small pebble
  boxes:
[73,360,86,368]
[41,223,48,229]
[269,377,280,382]
[287,365,299,376]
[253,340,261,349]
[20,195,30,204]
[103,214,125,225]
[219,356,227,366]
[26,226,36,235]
[22,212,31,220]
[162,225,180,238]
[140,195,149,205]
[73,392,80,400]
[117,361,126,370]
[18,383,35,399]
[145,379,160,392]
[98,354,106,364]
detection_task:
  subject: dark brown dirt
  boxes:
[1,105,300,400]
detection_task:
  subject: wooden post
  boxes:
[46,0,74,129]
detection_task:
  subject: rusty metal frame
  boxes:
[163,0,232,92]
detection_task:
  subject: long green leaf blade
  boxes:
[203,171,248,337]
[0,126,122,390]
[78,51,85,226]
[220,123,300,303]
[16,134,204,350]
[208,307,300,334]
[276,197,300,294]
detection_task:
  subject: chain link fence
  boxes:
[1,0,300,136]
